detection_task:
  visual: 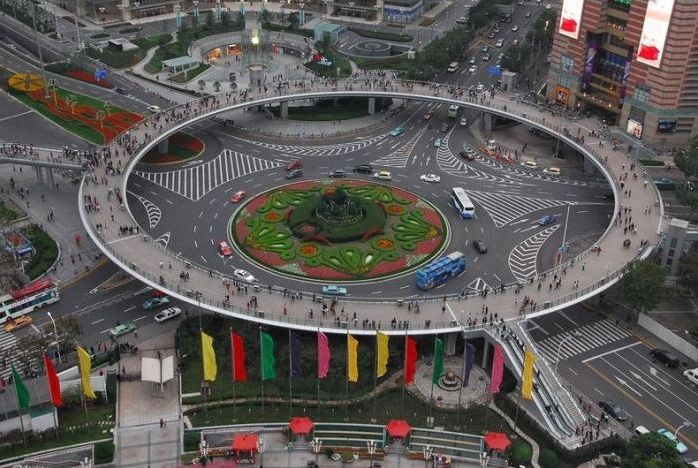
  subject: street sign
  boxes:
[488,65,502,77]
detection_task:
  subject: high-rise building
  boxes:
[546,0,698,147]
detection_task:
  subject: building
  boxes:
[54,0,195,23]
[383,0,423,24]
[546,0,698,147]
[325,0,384,22]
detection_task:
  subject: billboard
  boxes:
[558,0,585,39]
[658,120,677,133]
[637,0,675,68]
[627,119,644,139]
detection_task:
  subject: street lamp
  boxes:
[479,451,489,468]
[675,421,693,440]
[422,444,433,468]
[310,437,323,466]
[367,440,377,468]
[257,435,266,467]
[554,330,581,374]
[47,311,61,364]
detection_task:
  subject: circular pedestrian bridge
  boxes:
[78,79,664,335]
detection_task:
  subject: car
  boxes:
[434,138,443,148]
[482,53,491,61]
[598,400,629,422]
[602,192,614,201]
[374,171,392,181]
[497,52,505,60]
[389,127,405,137]
[354,164,373,174]
[459,150,476,161]
[440,123,449,132]
[469,57,477,65]
[650,348,680,367]
[512,39,520,46]
[420,174,441,183]
[218,241,233,257]
[472,240,487,253]
[657,429,688,454]
[234,269,257,283]
[476,83,485,93]
[546,3,552,9]
[634,425,651,435]
[109,322,137,338]
[286,169,303,179]
[512,25,519,32]
[143,297,170,310]
[460,117,469,127]
[496,39,504,48]
[154,307,182,323]
[447,61,460,73]
[328,170,346,178]
[487,31,496,39]
[525,11,532,18]
[115,87,129,95]
[285,160,303,171]
[653,177,676,190]
[456,16,468,24]
[468,65,478,74]
[537,214,557,226]
[520,160,538,169]
[322,285,347,296]
[684,367,698,385]
[543,167,561,176]
[3,315,33,333]
[152,289,167,298]
[146,105,161,113]
[230,190,247,203]
[481,45,489,53]
[423,111,434,121]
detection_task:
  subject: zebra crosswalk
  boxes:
[372,128,426,168]
[475,155,601,187]
[508,225,559,282]
[465,190,578,227]
[133,149,281,201]
[0,329,19,380]
[536,319,630,364]
[239,135,384,157]
[436,133,471,174]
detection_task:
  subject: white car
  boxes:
[234,269,257,283]
[496,39,504,48]
[468,65,477,74]
[684,368,698,385]
[373,171,392,181]
[512,25,519,32]
[154,307,182,323]
[420,174,441,183]
[460,117,469,127]
[520,160,538,169]
[147,105,161,113]
[476,83,485,93]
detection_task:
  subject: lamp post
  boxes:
[367,440,377,468]
[257,435,266,467]
[422,444,433,468]
[554,331,581,374]
[479,450,489,468]
[174,3,182,29]
[47,311,61,364]
[674,421,693,440]
[310,437,323,466]
[192,0,199,21]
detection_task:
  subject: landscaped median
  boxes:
[22,224,59,280]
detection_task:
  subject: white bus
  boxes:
[0,279,60,324]
[451,187,475,219]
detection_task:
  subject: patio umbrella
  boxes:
[289,417,314,435]
[484,431,512,452]
[385,419,412,438]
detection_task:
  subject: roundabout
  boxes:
[231,179,447,282]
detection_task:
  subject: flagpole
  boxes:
[456,338,466,428]
[344,329,349,422]
[230,328,237,423]
[316,328,321,420]
[400,334,407,419]
[259,327,265,415]
[288,330,293,419]
[371,332,378,423]
[428,335,437,423]
[199,310,208,423]
[43,354,60,440]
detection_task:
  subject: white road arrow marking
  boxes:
[614,375,642,396]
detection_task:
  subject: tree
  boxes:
[197,79,206,91]
[621,433,685,468]
[236,11,245,26]
[617,259,667,315]
[220,10,229,25]
[674,136,698,179]
[259,9,271,26]
[286,11,300,31]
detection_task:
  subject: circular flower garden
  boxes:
[231,179,448,281]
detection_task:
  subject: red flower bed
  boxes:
[415,236,443,255]
[66,69,114,89]
[301,264,352,280]
[170,132,204,152]
[366,257,407,277]
[392,187,418,203]
[420,207,445,229]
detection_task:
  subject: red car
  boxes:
[218,241,233,257]
[286,160,303,171]
[152,289,167,298]
[230,190,247,203]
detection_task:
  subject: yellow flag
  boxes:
[77,346,96,399]
[376,332,389,378]
[521,349,537,400]
[347,333,359,383]
[201,331,217,382]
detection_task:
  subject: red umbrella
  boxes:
[232,433,258,452]
[484,431,511,452]
[385,419,412,438]
[289,417,314,435]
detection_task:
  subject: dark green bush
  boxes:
[639,159,665,166]
[184,430,201,451]
[94,441,115,463]
[510,439,532,464]
[539,448,561,467]
[348,27,412,42]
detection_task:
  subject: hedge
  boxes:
[348,27,413,42]
[639,159,665,167]
[539,448,561,467]
[184,431,201,451]
[262,22,314,37]
[22,225,58,280]
[94,441,115,464]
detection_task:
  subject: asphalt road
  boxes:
[125,99,612,299]
[528,305,698,461]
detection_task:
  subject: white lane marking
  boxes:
[92,318,104,325]
[134,315,146,322]
[613,375,642,397]
[559,311,579,327]
[123,306,136,312]
[582,341,642,363]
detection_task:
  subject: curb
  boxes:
[59,256,108,291]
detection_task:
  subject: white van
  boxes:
[634,425,651,435]
[147,105,161,113]
[447,62,460,73]
[684,368,698,385]
[154,306,182,323]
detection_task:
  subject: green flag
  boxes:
[432,337,444,385]
[11,364,30,409]
[260,332,276,380]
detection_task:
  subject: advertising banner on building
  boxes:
[658,120,677,133]
[627,119,644,139]
[581,38,599,91]
[555,86,570,107]
[558,0,585,39]
[637,0,676,68]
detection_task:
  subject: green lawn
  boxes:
[22,225,59,280]
[168,64,210,83]
[0,200,20,225]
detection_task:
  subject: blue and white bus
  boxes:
[416,251,467,290]
[451,187,475,219]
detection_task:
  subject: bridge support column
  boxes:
[583,155,598,175]
[157,138,169,154]
[368,97,376,115]
[248,65,266,90]
[481,339,491,370]
[481,112,494,132]
[280,101,289,119]
[34,166,44,185]
[445,332,457,356]
[46,168,55,190]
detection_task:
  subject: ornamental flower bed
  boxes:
[232,180,448,281]
[140,132,205,164]
[65,69,114,89]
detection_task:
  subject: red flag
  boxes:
[231,332,248,382]
[490,344,505,394]
[44,354,62,406]
[404,336,418,384]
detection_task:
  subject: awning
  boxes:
[385,419,411,438]
[289,417,314,435]
[484,431,511,452]
[232,433,258,452]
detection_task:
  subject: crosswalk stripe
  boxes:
[536,319,630,364]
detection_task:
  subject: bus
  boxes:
[451,187,475,219]
[447,105,460,118]
[416,251,467,290]
[0,279,60,324]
